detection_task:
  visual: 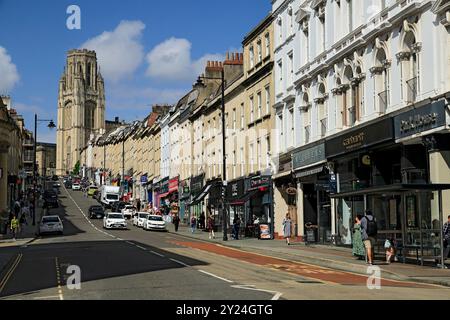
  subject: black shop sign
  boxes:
[249,176,271,191]
[226,179,245,199]
[326,118,394,158]
[394,100,446,139]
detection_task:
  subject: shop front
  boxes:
[273,152,297,239]
[326,113,450,266]
[247,175,274,239]
[154,177,169,211]
[292,141,333,244]
[206,179,222,229]
[167,177,179,216]
[226,178,252,236]
[179,178,191,222]
[189,174,205,224]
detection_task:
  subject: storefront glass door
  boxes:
[337,196,364,245]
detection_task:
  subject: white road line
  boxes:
[231,285,283,300]
[126,241,134,245]
[170,258,190,268]
[198,270,234,283]
[135,245,147,251]
[33,295,60,300]
[150,251,165,258]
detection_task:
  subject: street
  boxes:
[0,185,449,300]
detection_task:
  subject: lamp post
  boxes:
[33,114,56,226]
[197,69,228,241]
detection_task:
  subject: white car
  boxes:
[121,205,136,220]
[39,215,64,235]
[72,183,81,191]
[143,215,167,231]
[103,213,127,230]
[134,212,149,228]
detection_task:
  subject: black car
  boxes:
[88,205,105,219]
[111,201,127,213]
[43,190,59,208]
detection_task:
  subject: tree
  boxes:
[72,161,80,176]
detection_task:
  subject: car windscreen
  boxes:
[148,216,163,221]
[91,207,103,212]
[108,214,124,219]
[89,187,98,191]
[42,217,60,223]
[106,194,119,200]
[138,213,149,218]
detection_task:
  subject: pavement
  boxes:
[168,225,450,288]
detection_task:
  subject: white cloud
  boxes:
[146,37,224,82]
[15,103,46,115]
[81,20,145,83]
[0,46,20,93]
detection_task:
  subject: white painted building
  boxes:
[160,110,172,181]
[272,0,450,246]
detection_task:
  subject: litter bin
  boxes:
[0,218,8,235]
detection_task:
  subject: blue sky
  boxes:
[0,0,271,143]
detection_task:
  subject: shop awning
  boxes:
[330,183,450,198]
[158,192,170,199]
[273,170,292,180]
[227,190,259,206]
[295,165,324,178]
[190,184,212,206]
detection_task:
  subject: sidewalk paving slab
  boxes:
[168,225,450,288]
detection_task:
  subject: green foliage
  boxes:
[72,161,80,175]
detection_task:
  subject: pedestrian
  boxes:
[360,210,378,266]
[352,215,365,260]
[207,216,215,239]
[384,238,396,264]
[190,215,197,233]
[438,215,450,268]
[282,213,292,245]
[10,215,19,240]
[199,212,205,230]
[232,215,241,240]
[173,214,180,232]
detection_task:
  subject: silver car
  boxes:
[39,215,64,235]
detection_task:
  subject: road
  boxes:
[0,184,449,300]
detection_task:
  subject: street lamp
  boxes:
[33,114,56,225]
[197,69,228,241]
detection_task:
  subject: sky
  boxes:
[0,0,271,143]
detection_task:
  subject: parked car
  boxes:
[103,213,127,230]
[121,205,136,220]
[39,215,63,235]
[111,201,127,213]
[134,212,149,228]
[88,205,105,219]
[72,183,81,191]
[43,190,59,208]
[143,215,167,232]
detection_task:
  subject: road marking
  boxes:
[150,250,165,258]
[0,253,23,294]
[231,285,283,300]
[55,257,64,301]
[170,258,190,268]
[135,245,147,251]
[198,270,233,283]
[33,295,60,300]
[126,241,135,245]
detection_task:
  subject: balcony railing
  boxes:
[305,125,311,144]
[378,90,389,113]
[320,118,327,138]
[406,77,418,103]
[23,139,34,146]
[23,156,34,163]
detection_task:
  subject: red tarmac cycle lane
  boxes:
[169,240,436,288]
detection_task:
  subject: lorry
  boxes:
[99,185,121,208]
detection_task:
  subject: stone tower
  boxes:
[56,49,105,176]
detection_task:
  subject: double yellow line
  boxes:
[0,253,23,294]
